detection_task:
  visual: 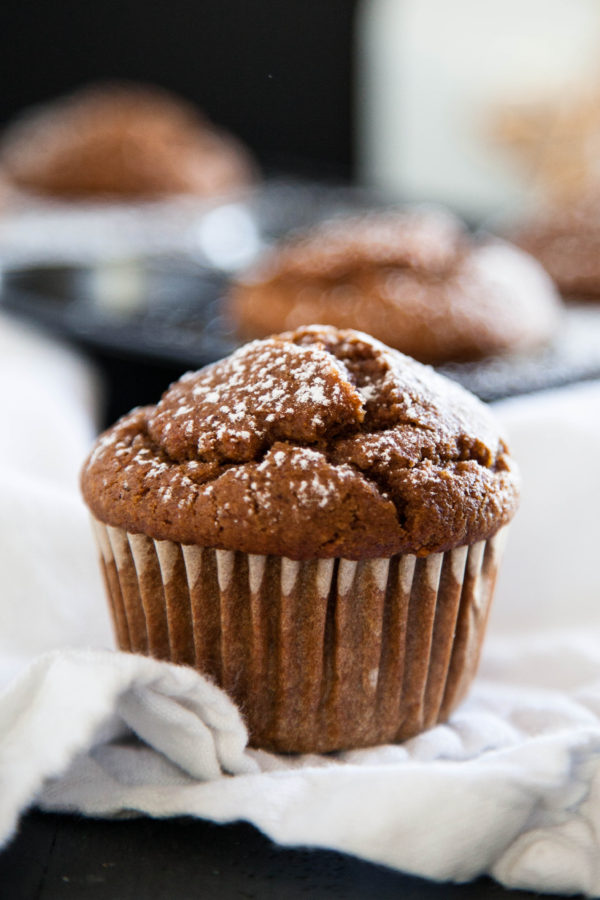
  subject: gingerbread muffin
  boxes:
[515,198,600,301]
[229,209,562,365]
[0,82,255,199]
[81,325,519,753]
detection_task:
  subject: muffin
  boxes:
[0,82,255,199]
[81,325,519,753]
[515,198,600,302]
[229,209,562,365]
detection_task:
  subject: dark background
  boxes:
[0,0,358,178]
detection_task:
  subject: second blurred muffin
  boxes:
[0,81,256,200]
[229,208,562,364]
[514,197,600,302]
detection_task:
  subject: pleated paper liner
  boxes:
[91,517,508,754]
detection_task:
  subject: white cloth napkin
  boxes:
[1,313,599,896]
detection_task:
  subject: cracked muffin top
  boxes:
[0,81,255,199]
[229,208,562,364]
[81,326,519,559]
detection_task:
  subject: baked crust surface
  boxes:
[82,326,519,559]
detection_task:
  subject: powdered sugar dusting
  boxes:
[81,325,516,557]
[146,336,365,463]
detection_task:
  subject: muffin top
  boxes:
[81,326,519,559]
[515,198,600,300]
[0,82,255,199]
[230,208,562,364]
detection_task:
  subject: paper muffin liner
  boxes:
[91,517,508,754]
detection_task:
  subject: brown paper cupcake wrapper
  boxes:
[91,517,508,754]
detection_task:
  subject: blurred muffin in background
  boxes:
[514,198,600,303]
[491,84,600,303]
[0,81,256,200]
[229,209,562,365]
[490,85,600,208]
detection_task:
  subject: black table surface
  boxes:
[1,810,567,900]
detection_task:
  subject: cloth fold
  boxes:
[1,312,599,896]
[5,645,600,895]
[0,649,256,845]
